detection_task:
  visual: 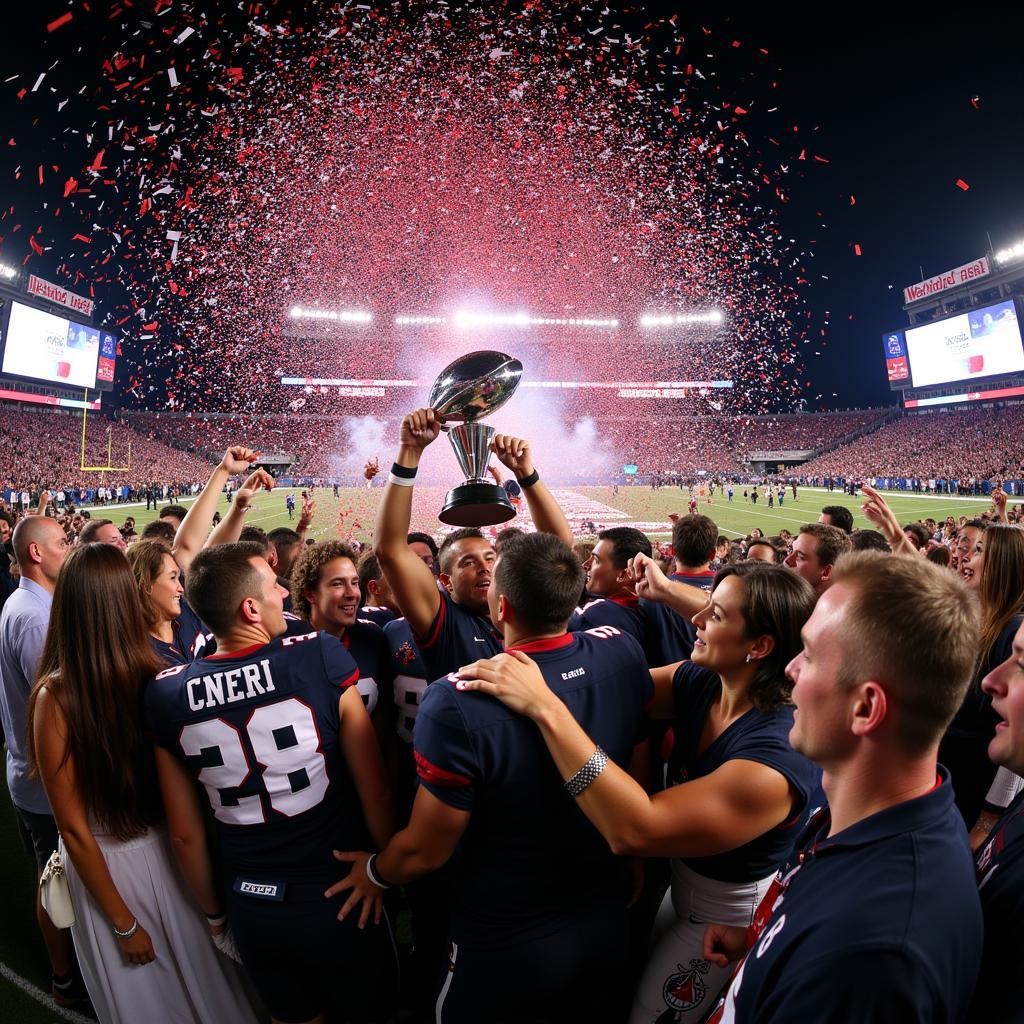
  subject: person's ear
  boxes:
[850,681,888,738]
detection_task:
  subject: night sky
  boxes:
[1,3,1022,413]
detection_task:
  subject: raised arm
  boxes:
[204,468,274,549]
[631,552,711,620]
[372,408,444,638]
[173,445,258,575]
[490,434,572,546]
[457,652,794,858]
[860,484,920,557]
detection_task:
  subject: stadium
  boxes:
[1,5,1023,1024]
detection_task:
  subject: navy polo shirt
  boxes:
[568,594,648,656]
[414,588,501,684]
[710,769,982,1023]
[972,788,1024,1020]
[642,570,716,666]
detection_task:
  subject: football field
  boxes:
[0,483,1000,1021]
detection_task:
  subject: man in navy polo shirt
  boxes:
[569,526,652,653]
[373,407,572,684]
[972,617,1024,1021]
[331,532,651,1023]
[642,513,719,665]
[703,552,982,1023]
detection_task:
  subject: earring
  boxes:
[745,653,754,663]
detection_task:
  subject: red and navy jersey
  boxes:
[568,594,648,657]
[359,605,397,629]
[384,617,428,744]
[282,614,393,717]
[142,631,367,882]
[971,789,1024,1020]
[641,570,715,666]
[148,596,212,666]
[710,770,982,1024]
[414,588,501,684]
[667,661,819,882]
[413,627,652,947]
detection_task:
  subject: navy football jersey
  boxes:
[359,605,397,629]
[143,631,365,882]
[972,789,1024,1020]
[282,614,393,716]
[568,594,647,656]
[384,617,428,744]
[149,596,212,666]
[709,771,982,1024]
[669,661,820,882]
[642,570,715,666]
[415,588,501,684]
[413,627,652,946]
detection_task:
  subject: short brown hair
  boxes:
[672,514,718,566]
[798,522,852,568]
[185,542,266,635]
[290,540,360,622]
[493,533,584,634]
[713,562,817,711]
[438,528,487,576]
[126,539,173,630]
[832,551,979,753]
[140,519,176,544]
[79,518,115,545]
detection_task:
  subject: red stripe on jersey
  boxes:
[415,750,472,788]
[414,594,447,649]
[506,633,575,654]
[339,668,360,689]
[205,642,265,660]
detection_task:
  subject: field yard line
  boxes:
[0,960,94,1023]
[803,487,994,504]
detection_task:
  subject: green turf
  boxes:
[90,484,999,545]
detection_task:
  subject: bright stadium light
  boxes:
[288,305,372,323]
[639,309,724,328]
[452,310,618,329]
[0,262,18,281]
[395,315,448,325]
[994,240,1024,266]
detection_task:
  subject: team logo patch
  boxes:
[396,641,419,667]
[233,877,287,901]
[659,959,711,1019]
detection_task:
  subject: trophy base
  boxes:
[439,482,517,528]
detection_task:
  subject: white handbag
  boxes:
[40,845,76,929]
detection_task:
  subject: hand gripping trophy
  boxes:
[428,351,524,527]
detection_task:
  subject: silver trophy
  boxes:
[428,351,524,527]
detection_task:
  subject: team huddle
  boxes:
[1,405,1022,1024]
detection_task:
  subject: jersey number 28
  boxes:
[179,697,328,824]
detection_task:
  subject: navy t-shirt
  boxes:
[710,771,982,1024]
[972,788,1024,1020]
[414,588,501,684]
[384,617,428,744]
[642,570,716,666]
[668,661,820,882]
[143,631,365,882]
[413,628,652,947]
[148,596,211,666]
[568,594,647,655]
[359,605,397,629]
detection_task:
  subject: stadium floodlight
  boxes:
[452,310,619,329]
[288,305,372,323]
[639,309,724,328]
[994,240,1024,266]
[0,262,18,281]
[395,315,448,325]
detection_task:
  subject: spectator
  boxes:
[819,505,854,534]
[850,529,892,554]
[784,524,853,597]
[79,519,127,551]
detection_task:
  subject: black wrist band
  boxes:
[517,470,540,488]
[390,462,417,479]
[366,853,395,890]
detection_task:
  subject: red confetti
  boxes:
[47,12,73,32]
[955,179,970,191]
[853,243,862,256]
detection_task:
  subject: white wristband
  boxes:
[387,473,415,487]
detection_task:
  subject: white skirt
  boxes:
[62,826,257,1024]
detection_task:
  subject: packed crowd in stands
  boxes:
[2,405,1024,1024]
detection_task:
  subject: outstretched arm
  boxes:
[373,408,444,638]
[860,485,920,557]
[173,446,258,575]
[491,434,572,546]
[630,552,711,619]
[204,468,275,549]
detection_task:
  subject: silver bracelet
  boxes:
[365,853,392,890]
[564,746,608,798]
[113,917,138,939]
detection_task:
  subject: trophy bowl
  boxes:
[429,351,523,527]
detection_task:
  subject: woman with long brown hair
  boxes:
[28,543,255,1024]
[941,523,1024,840]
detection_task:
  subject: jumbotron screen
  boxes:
[884,298,1024,392]
[1,299,103,389]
